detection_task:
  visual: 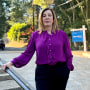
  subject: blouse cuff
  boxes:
[11,58,21,68]
[11,59,17,66]
[67,64,74,71]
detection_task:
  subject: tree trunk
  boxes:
[86,0,90,50]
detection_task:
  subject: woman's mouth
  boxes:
[45,21,50,23]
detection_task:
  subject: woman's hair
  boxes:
[38,8,58,33]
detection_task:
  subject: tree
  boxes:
[7,0,26,24]
[0,0,11,38]
[33,0,54,9]
[52,0,90,50]
[7,0,39,28]
[7,23,27,41]
[53,0,87,32]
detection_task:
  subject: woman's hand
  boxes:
[2,62,13,71]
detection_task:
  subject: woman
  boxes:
[2,8,74,90]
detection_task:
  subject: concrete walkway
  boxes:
[0,47,90,90]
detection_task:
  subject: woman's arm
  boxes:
[11,32,36,68]
[63,32,74,71]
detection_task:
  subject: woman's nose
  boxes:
[45,15,49,18]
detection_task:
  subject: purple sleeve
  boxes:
[11,32,35,68]
[63,32,74,71]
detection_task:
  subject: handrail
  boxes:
[0,58,35,90]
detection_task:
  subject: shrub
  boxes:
[7,23,26,41]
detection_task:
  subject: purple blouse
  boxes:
[11,30,74,71]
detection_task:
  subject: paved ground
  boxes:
[0,47,90,90]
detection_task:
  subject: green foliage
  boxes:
[20,24,31,40]
[7,23,26,41]
[0,0,11,38]
[24,7,37,26]
[8,0,26,23]
[53,0,88,34]
[20,24,31,32]
[33,0,54,9]
[7,0,39,28]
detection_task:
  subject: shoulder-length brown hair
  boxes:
[38,8,58,33]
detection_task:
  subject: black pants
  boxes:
[35,62,70,90]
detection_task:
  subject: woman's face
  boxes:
[42,10,53,28]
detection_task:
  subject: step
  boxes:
[5,87,23,90]
[0,67,12,81]
[0,80,22,90]
[0,73,12,81]
[0,68,7,74]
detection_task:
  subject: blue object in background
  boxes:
[72,31,83,42]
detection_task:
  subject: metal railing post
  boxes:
[0,59,34,90]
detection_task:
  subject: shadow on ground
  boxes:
[0,46,26,51]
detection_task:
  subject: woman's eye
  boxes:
[43,15,46,17]
[48,14,52,17]
[43,14,52,17]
